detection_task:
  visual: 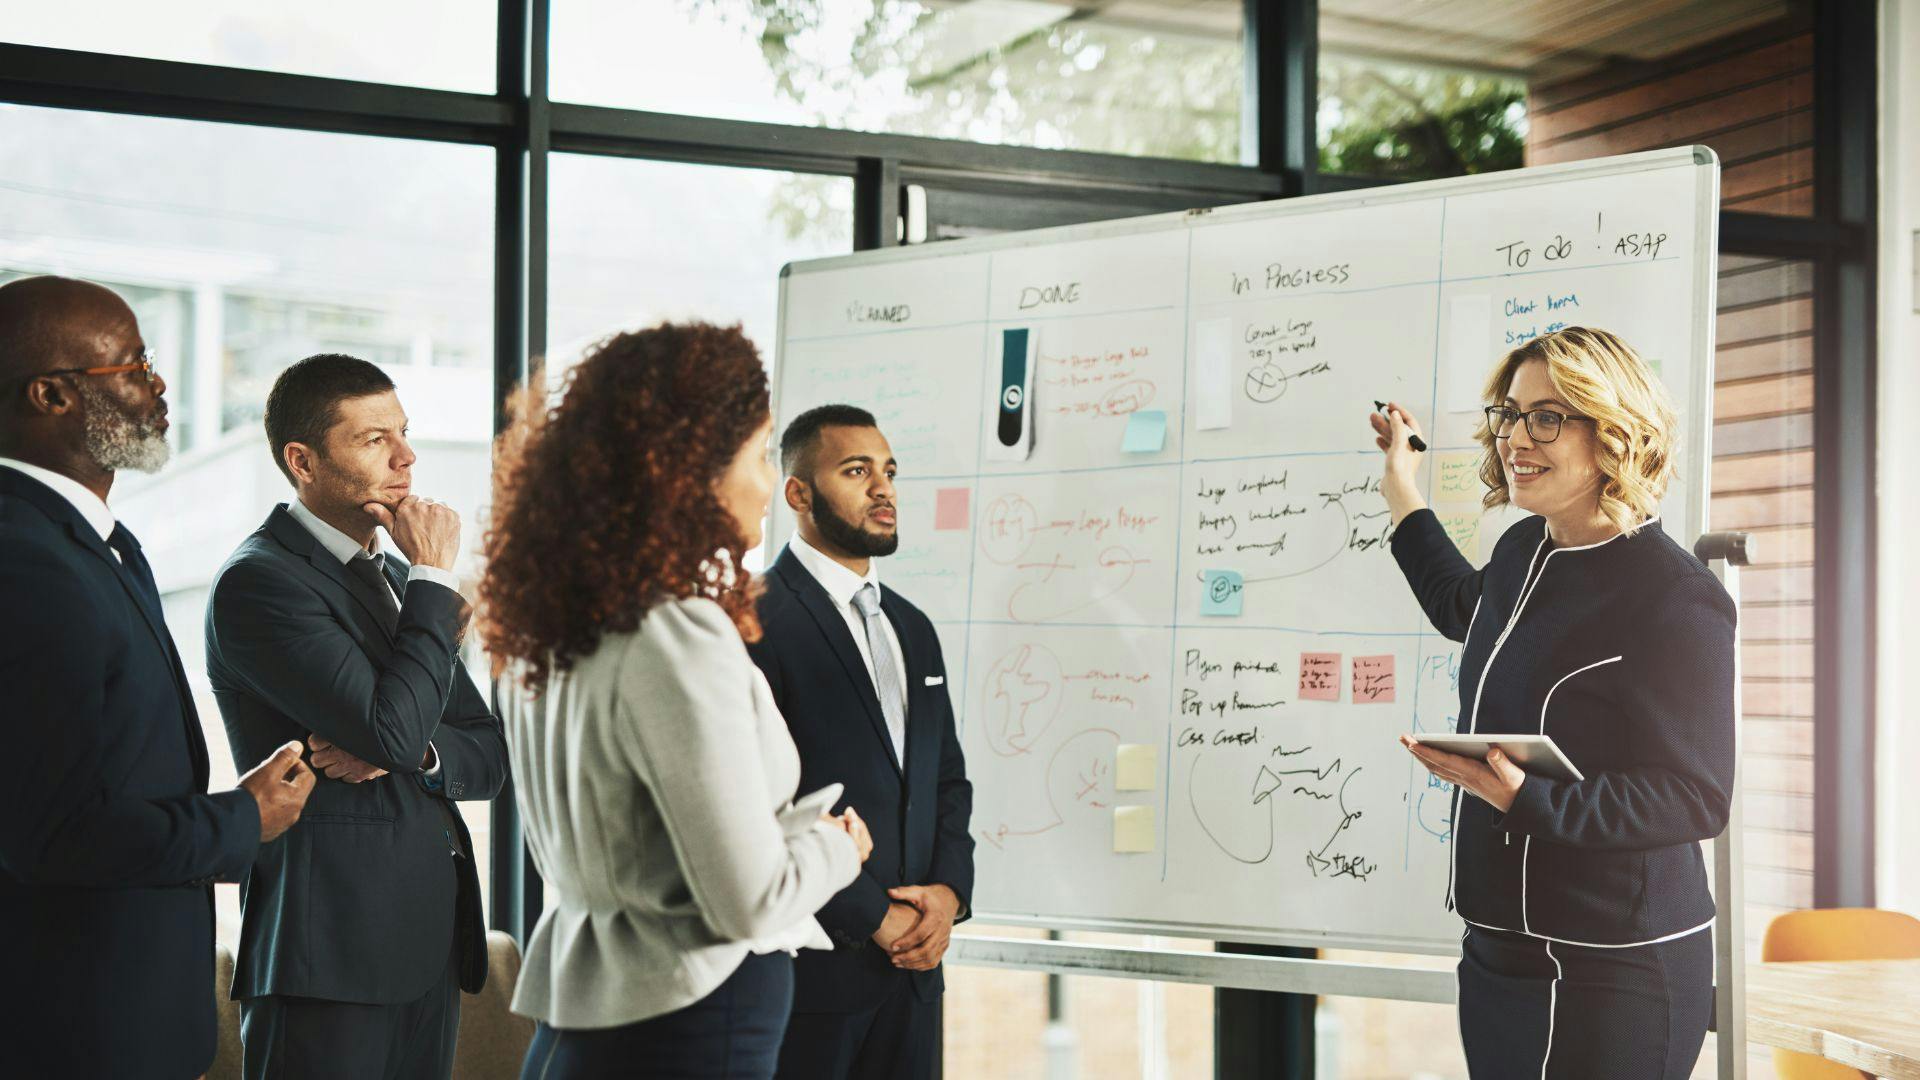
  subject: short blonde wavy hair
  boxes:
[1475,326,1678,537]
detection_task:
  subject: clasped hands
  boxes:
[1399,734,1527,813]
[874,884,959,972]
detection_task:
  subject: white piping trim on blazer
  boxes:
[1542,514,1661,552]
[1460,915,1716,950]
[1453,514,1652,921]
[1455,534,1550,914]
[1448,594,1487,914]
[1541,939,1562,1079]
[1520,655,1625,935]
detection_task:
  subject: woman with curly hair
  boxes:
[1373,327,1734,1078]
[482,322,872,1080]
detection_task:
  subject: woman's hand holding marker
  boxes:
[1369,401,1432,530]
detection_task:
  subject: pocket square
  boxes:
[925,675,945,686]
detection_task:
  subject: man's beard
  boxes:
[77,381,170,474]
[812,485,899,557]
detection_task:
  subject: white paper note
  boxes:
[1446,295,1493,414]
[1113,805,1156,854]
[1194,317,1233,431]
[1115,745,1158,792]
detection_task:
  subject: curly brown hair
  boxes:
[480,321,769,692]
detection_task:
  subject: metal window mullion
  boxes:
[1808,0,1877,911]
[488,0,543,946]
[0,41,510,143]
[855,157,902,250]
[1242,0,1316,195]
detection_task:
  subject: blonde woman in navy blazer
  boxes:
[1373,327,1735,1079]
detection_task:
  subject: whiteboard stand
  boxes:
[950,528,1755,1079]
[1697,530,1754,1080]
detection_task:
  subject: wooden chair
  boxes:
[209,930,533,1079]
[1761,908,1920,1079]
[454,930,538,1080]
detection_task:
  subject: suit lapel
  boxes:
[773,548,902,777]
[83,523,180,662]
[0,470,209,788]
[265,506,396,645]
[6,473,180,682]
[108,528,211,786]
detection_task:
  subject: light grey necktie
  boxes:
[852,583,907,768]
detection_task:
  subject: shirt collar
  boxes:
[287,497,379,566]
[0,457,116,543]
[786,530,880,609]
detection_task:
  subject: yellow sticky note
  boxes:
[1435,451,1483,503]
[1113,806,1156,854]
[1115,744,1157,792]
[1439,511,1480,560]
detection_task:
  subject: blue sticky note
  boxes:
[1201,569,1244,616]
[1121,410,1168,453]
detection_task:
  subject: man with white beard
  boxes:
[0,275,316,1080]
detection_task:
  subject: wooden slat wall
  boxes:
[1713,251,1818,967]
[1525,27,1820,974]
[1527,28,1815,216]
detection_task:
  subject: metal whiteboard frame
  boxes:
[771,146,1736,1024]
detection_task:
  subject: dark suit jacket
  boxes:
[206,504,508,1004]
[0,466,261,1079]
[748,547,974,1013]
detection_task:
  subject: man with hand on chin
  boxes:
[206,353,509,1080]
[749,403,974,1080]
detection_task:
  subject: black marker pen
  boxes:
[1373,400,1428,452]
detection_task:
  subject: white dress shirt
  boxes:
[785,531,910,764]
[285,497,455,775]
[0,457,118,556]
[286,497,462,597]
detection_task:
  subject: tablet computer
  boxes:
[777,782,846,833]
[1404,734,1584,782]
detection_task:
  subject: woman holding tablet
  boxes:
[1372,326,1735,1078]
[483,324,872,1079]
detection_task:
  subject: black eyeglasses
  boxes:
[1483,404,1592,444]
[18,349,157,389]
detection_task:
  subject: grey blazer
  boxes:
[500,596,860,1029]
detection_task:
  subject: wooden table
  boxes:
[1747,959,1920,1078]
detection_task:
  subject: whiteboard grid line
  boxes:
[938,619,1433,637]
[955,254,996,764]
[1407,195,1450,871]
[904,444,1482,486]
[785,317,989,343]
[790,254,1681,344]
[1162,227,1196,883]
[1182,253,1685,311]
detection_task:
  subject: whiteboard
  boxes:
[768,147,1721,954]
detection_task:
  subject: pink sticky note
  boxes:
[935,487,971,531]
[1353,655,1396,704]
[1298,652,1341,702]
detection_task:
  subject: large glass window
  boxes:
[552,0,1246,164]
[945,928,1214,1077]
[547,154,851,364]
[1317,0,1815,217]
[1,2,495,92]
[0,105,496,944]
